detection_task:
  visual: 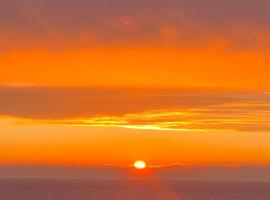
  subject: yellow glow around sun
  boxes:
[134,160,146,169]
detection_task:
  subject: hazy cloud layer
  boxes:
[1,87,270,132]
[1,0,270,50]
[1,165,270,182]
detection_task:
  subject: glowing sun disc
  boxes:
[134,160,146,169]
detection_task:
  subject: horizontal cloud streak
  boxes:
[1,87,270,132]
[2,165,270,181]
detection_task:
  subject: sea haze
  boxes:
[0,179,270,200]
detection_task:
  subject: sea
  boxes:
[0,179,269,200]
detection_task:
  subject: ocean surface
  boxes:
[0,179,269,200]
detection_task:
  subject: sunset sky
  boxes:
[1,0,270,171]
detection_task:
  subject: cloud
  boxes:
[1,87,270,132]
[1,0,270,51]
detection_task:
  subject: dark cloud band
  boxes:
[1,87,270,132]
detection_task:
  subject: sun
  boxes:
[134,160,146,169]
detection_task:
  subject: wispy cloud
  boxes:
[53,104,270,132]
[1,87,270,132]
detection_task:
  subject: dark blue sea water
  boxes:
[0,179,269,200]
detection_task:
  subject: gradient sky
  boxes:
[1,0,270,170]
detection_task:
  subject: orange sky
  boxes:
[1,0,270,167]
[1,48,270,88]
[1,124,270,166]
